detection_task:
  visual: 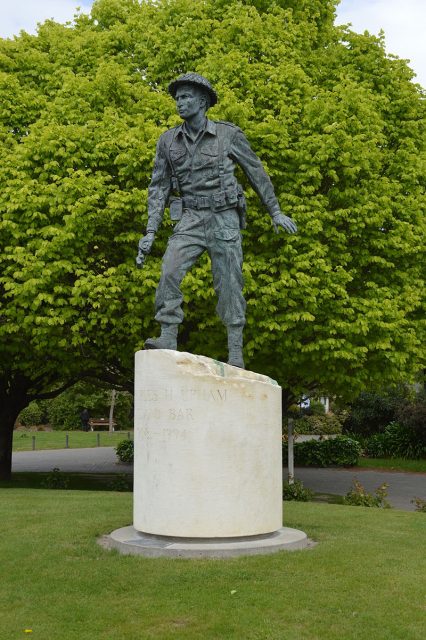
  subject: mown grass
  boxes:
[13,429,132,452]
[0,490,424,640]
[357,457,426,473]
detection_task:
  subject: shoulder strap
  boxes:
[165,127,180,193]
[217,124,226,193]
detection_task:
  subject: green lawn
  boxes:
[13,429,132,452]
[357,457,426,473]
[0,490,424,640]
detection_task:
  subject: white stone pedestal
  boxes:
[101,350,309,557]
[133,350,283,538]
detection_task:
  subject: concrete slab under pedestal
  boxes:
[100,526,311,558]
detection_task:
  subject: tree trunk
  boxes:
[109,389,117,432]
[0,397,27,481]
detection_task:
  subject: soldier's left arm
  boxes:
[229,128,297,234]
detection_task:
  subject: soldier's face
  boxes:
[175,85,206,120]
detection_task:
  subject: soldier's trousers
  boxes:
[154,207,246,327]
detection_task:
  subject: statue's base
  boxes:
[98,349,310,557]
[133,349,284,537]
[99,526,310,559]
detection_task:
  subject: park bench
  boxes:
[89,418,116,432]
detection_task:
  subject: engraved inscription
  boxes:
[139,388,173,402]
[140,408,162,422]
[180,387,227,403]
[137,426,189,440]
[138,387,228,403]
[169,408,194,421]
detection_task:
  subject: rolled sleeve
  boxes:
[146,136,172,233]
[229,128,280,217]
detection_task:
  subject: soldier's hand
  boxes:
[138,232,155,254]
[136,233,155,269]
[272,213,297,235]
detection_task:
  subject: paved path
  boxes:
[12,448,425,511]
[284,466,425,511]
[12,447,133,474]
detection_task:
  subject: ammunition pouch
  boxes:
[169,196,183,221]
[213,191,227,210]
[182,186,242,209]
[180,185,247,229]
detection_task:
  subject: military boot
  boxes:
[145,324,178,350]
[227,325,245,369]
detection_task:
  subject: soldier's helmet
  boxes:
[168,73,218,107]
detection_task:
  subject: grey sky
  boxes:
[336,0,425,87]
[0,0,424,87]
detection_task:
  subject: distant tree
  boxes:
[1,0,424,479]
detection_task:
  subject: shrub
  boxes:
[115,439,134,463]
[46,394,81,430]
[396,395,426,447]
[283,480,313,502]
[294,413,343,435]
[343,389,411,437]
[340,431,369,449]
[411,497,426,513]
[114,393,133,431]
[303,400,326,416]
[283,436,361,467]
[108,474,132,492]
[364,432,388,458]
[18,401,47,426]
[365,422,426,459]
[343,479,391,508]
[41,468,69,490]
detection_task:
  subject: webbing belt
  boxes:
[182,194,211,209]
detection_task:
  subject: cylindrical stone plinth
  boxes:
[133,350,282,538]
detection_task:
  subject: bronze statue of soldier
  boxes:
[138,73,297,368]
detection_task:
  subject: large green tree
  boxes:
[1,0,424,479]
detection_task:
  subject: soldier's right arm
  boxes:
[145,135,173,236]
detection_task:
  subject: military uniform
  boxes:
[146,118,282,329]
[141,72,296,367]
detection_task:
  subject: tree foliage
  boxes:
[0,0,425,477]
